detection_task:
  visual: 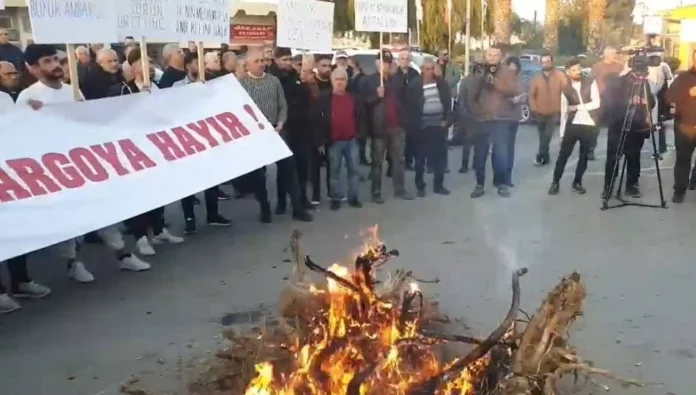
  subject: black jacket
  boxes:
[313,90,366,146]
[605,73,656,133]
[270,66,313,134]
[81,65,124,100]
[159,67,186,89]
[360,72,408,135]
[0,43,24,71]
[408,76,453,127]
[108,80,159,96]
[394,66,419,88]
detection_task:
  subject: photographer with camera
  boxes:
[601,54,656,200]
[666,50,696,203]
[464,46,519,198]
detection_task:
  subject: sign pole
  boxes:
[65,44,81,100]
[465,0,471,75]
[379,32,384,87]
[197,41,205,82]
[139,36,151,87]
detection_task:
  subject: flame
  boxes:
[245,229,489,394]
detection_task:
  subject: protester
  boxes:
[464,46,519,198]
[235,55,247,80]
[0,28,24,71]
[222,51,237,75]
[410,57,452,196]
[121,44,139,82]
[270,47,314,211]
[310,54,334,204]
[395,49,420,171]
[456,63,477,173]
[528,53,565,166]
[238,48,313,222]
[314,68,364,210]
[173,51,199,86]
[548,58,601,196]
[76,46,91,66]
[16,44,151,282]
[204,51,222,79]
[493,56,525,188]
[0,61,20,102]
[81,48,123,100]
[361,49,414,203]
[590,46,625,160]
[159,43,186,88]
[291,54,302,74]
[332,50,357,91]
[262,45,275,70]
[665,51,696,203]
[0,255,50,314]
[109,50,159,95]
[60,57,71,84]
[437,48,461,96]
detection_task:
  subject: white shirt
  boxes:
[0,91,15,115]
[15,81,85,106]
[560,79,600,137]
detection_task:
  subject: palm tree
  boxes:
[587,0,606,53]
[544,0,560,53]
[492,0,512,44]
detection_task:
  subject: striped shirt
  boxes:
[238,73,288,126]
[422,82,443,126]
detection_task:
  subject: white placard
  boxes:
[0,0,5,11]
[354,0,407,33]
[175,0,232,43]
[681,19,696,42]
[277,0,334,51]
[28,0,118,44]
[0,75,291,262]
[643,15,663,35]
[116,0,180,42]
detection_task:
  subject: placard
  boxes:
[0,0,5,11]
[643,15,663,35]
[277,0,334,51]
[681,19,696,42]
[28,0,118,43]
[116,0,180,42]
[176,0,232,43]
[231,24,275,42]
[354,0,407,33]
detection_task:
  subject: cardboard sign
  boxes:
[175,0,232,43]
[28,0,118,44]
[354,0,407,33]
[116,0,180,42]
[277,0,334,51]
[643,15,663,35]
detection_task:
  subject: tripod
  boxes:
[601,76,668,211]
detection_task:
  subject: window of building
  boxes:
[0,13,13,29]
[21,15,32,33]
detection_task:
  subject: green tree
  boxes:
[334,0,355,34]
[422,0,493,53]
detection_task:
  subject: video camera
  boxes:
[623,37,664,77]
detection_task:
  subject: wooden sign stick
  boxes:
[379,32,384,87]
[139,36,151,87]
[197,41,205,82]
[65,44,81,101]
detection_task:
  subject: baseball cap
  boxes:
[335,50,348,59]
[377,49,393,63]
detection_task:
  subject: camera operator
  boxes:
[464,45,519,198]
[665,50,696,203]
[602,55,656,200]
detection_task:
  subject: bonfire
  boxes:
[190,228,643,395]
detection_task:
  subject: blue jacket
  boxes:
[0,43,24,71]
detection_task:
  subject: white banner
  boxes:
[682,19,696,42]
[277,0,334,51]
[176,0,232,43]
[28,0,119,44]
[354,0,407,33]
[116,0,180,42]
[643,15,663,35]
[0,75,291,262]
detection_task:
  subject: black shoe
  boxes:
[542,155,550,165]
[652,153,663,160]
[372,194,385,204]
[330,200,341,210]
[625,184,642,198]
[417,189,426,198]
[689,179,696,190]
[533,154,543,166]
[260,204,272,223]
[587,151,595,161]
[292,210,313,222]
[427,168,434,174]
[659,146,668,154]
[601,187,611,200]
[497,185,511,198]
[673,192,685,203]
[459,165,469,173]
[571,182,586,195]
[434,186,450,195]
[386,168,392,178]
[207,215,231,227]
[275,204,287,215]
[184,219,197,235]
[301,200,314,210]
[235,191,250,199]
[217,191,231,201]
[470,185,485,198]
[348,199,363,208]
[548,183,560,195]
[405,163,414,171]
[444,167,451,174]
[193,196,201,205]
[83,232,102,244]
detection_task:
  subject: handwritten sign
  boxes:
[28,0,118,43]
[175,0,231,43]
[643,15,663,35]
[277,0,334,51]
[354,0,407,33]
[116,0,179,42]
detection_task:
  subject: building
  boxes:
[658,5,696,70]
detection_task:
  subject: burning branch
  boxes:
[303,256,361,294]
[289,229,306,283]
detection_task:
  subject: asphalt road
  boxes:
[0,124,693,395]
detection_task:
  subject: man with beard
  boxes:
[528,53,565,166]
[262,45,275,70]
[16,44,151,282]
[159,44,186,88]
[81,48,123,100]
[269,47,314,212]
[221,51,237,75]
[395,49,420,171]
[239,48,313,222]
[309,53,333,204]
[436,48,461,97]
[590,46,625,160]
[548,58,601,196]
[0,61,20,102]
[173,52,200,86]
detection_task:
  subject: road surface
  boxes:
[0,124,693,395]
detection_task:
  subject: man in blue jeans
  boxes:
[314,68,365,210]
[463,46,520,198]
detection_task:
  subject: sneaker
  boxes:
[13,281,51,299]
[571,182,587,195]
[292,210,313,222]
[184,219,197,235]
[533,155,543,166]
[301,200,314,210]
[497,185,511,198]
[207,215,231,227]
[348,199,363,208]
[330,200,341,210]
[417,189,426,198]
[135,236,156,256]
[372,195,385,204]
[470,185,485,198]
[120,255,151,272]
[217,191,231,201]
[548,183,560,195]
[434,187,451,195]
[673,192,685,203]
[625,184,642,198]
[68,261,95,283]
[192,196,201,205]
[152,229,184,244]
[0,294,21,314]
[587,151,596,161]
[395,191,414,200]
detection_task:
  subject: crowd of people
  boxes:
[2,27,696,315]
